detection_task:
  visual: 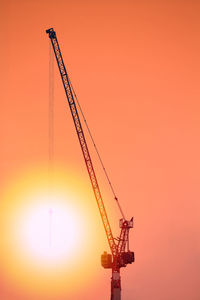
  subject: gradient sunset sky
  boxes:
[1,1,200,300]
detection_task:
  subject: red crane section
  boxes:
[46,28,134,300]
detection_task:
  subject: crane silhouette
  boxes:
[46,28,135,300]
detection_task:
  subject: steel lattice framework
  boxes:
[46,28,117,256]
[46,28,135,300]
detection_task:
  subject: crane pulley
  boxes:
[46,28,134,300]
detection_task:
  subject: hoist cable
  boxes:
[69,79,126,220]
[49,39,54,171]
[48,43,54,246]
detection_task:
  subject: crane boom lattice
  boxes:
[46,28,116,256]
[46,28,135,300]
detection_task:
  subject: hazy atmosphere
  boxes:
[0,1,200,299]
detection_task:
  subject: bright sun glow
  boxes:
[0,167,107,297]
[20,194,82,264]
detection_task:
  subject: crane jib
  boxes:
[46,28,117,256]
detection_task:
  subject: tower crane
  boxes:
[46,28,134,300]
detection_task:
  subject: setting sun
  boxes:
[19,193,84,265]
[0,166,107,298]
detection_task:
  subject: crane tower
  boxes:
[46,28,135,300]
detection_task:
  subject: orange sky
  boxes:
[1,0,200,299]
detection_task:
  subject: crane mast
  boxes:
[46,28,134,300]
